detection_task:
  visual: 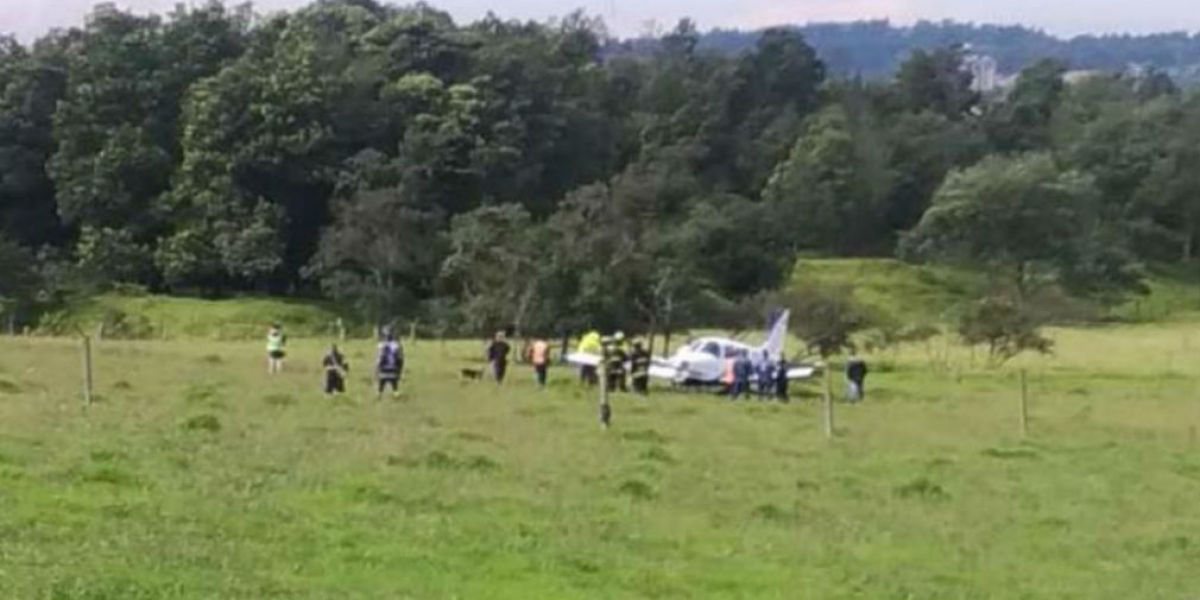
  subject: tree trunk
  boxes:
[662,330,672,358]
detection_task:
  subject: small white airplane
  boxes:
[566,310,819,386]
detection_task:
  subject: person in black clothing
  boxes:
[775,358,790,403]
[629,341,651,395]
[846,356,868,402]
[487,331,511,384]
[600,333,628,392]
[731,353,753,400]
[608,344,628,392]
[322,344,349,395]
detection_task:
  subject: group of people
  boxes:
[721,351,792,401]
[265,322,868,402]
[265,323,406,400]
[575,331,653,395]
[483,331,556,388]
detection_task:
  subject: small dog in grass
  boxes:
[459,368,484,381]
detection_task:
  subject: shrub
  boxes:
[957,296,1053,365]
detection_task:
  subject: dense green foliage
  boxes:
[2,1,1199,333]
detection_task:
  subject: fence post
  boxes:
[599,360,611,429]
[81,334,94,406]
[1019,369,1029,438]
[822,363,834,439]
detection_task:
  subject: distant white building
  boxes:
[965,53,999,93]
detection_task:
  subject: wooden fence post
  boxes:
[81,334,94,406]
[1019,369,1029,438]
[822,364,834,439]
[599,361,611,430]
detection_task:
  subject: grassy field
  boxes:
[1,321,1198,599]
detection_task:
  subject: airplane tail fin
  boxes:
[762,309,789,360]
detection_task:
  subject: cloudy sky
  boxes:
[5,0,1200,41]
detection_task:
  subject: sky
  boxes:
[5,0,1200,42]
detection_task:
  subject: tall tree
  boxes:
[901,153,1141,301]
[309,186,444,322]
[1132,97,1200,261]
[895,45,978,120]
[763,104,895,255]
[986,58,1067,152]
[0,36,67,247]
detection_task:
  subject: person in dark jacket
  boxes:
[608,337,628,393]
[756,351,774,400]
[732,352,753,400]
[846,356,868,402]
[629,341,652,395]
[487,331,511,384]
[322,344,349,395]
[376,331,404,400]
[775,358,790,403]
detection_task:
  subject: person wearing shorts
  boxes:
[266,323,287,374]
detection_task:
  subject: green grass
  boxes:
[793,258,986,324]
[0,324,1198,598]
[1111,263,1200,322]
[795,257,1200,324]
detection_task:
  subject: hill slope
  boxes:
[38,293,346,340]
[793,258,1200,324]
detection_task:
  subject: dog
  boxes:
[459,368,484,382]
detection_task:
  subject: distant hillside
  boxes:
[692,21,1200,82]
[792,259,1200,325]
[37,293,346,340]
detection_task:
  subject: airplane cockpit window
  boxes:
[699,342,721,357]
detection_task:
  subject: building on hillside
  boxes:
[964,52,1000,93]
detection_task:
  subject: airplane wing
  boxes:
[786,366,818,380]
[565,351,602,367]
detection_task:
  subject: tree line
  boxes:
[0,1,1195,337]
[699,20,1200,81]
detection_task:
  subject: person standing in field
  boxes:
[529,337,551,388]
[629,340,651,396]
[756,350,774,400]
[322,344,349,396]
[266,323,287,374]
[732,352,753,400]
[376,329,404,400]
[487,331,511,384]
[846,356,868,403]
[605,332,628,393]
[774,357,790,403]
[577,330,602,386]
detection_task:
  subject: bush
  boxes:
[957,296,1053,365]
[775,283,874,357]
